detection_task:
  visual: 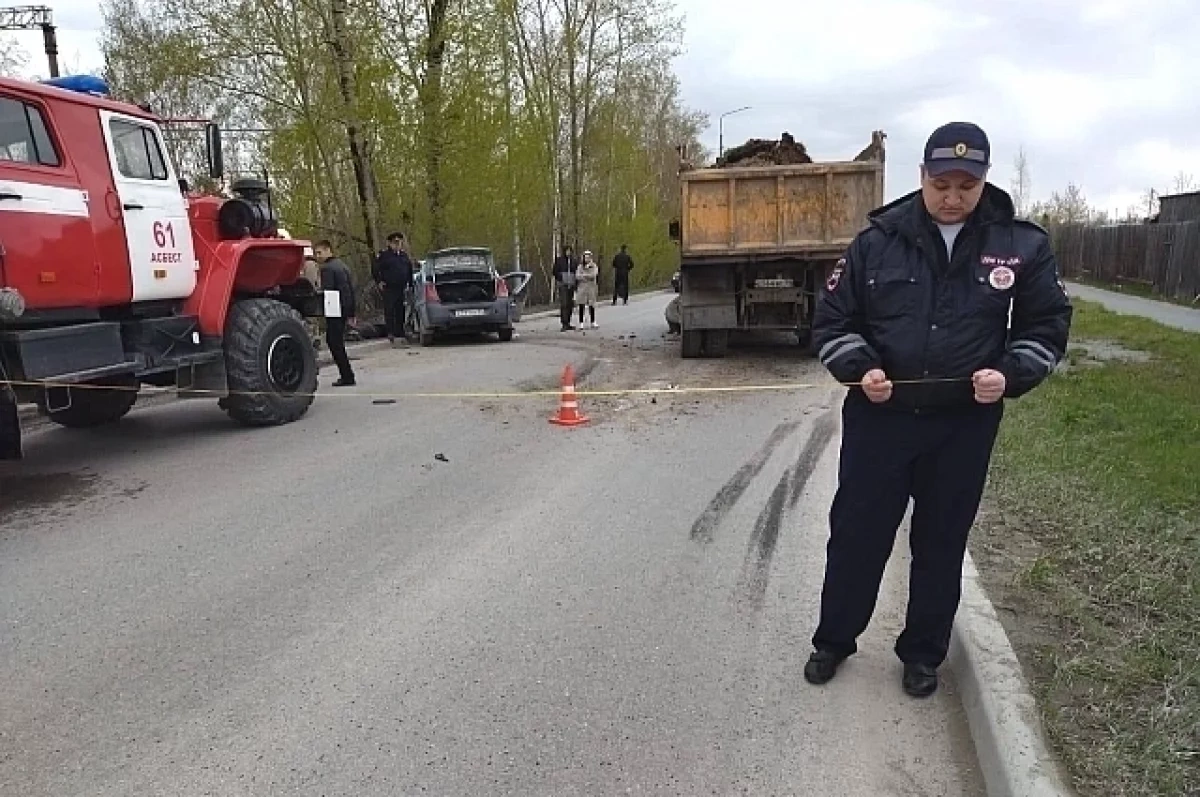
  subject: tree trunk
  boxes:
[502,8,521,270]
[328,0,381,252]
[421,0,451,250]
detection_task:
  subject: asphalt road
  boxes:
[1,293,984,796]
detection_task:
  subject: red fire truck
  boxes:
[0,74,322,460]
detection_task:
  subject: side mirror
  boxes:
[668,220,681,241]
[205,122,224,179]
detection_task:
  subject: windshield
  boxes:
[430,252,491,272]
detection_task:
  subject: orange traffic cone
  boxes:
[549,364,590,427]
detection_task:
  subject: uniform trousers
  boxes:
[812,391,1003,667]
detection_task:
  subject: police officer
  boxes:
[804,122,1072,698]
[372,232,416,344]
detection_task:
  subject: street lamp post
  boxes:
[718,106,752,160]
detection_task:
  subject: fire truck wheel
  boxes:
[44,375,139,428]
[223,299,318,426]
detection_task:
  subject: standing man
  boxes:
[804,122,1072,698]
[372,231,415,345]
[552,244,578,332]
[611,244,634,305]
[313,239,358,387]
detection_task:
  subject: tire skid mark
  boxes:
[688,419,803,543]
[737,409,837,609]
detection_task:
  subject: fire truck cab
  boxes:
[0,74,321,460]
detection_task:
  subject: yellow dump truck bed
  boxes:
[680,159,884,259]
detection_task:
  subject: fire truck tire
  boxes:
[223,299,317,426]
[45,375,139,428]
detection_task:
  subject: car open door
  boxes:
[501,271,532,322]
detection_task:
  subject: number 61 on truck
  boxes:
[0,74,324,460]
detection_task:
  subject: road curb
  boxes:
[949,552,1075,797]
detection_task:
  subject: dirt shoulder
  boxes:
[970,299,1199,796]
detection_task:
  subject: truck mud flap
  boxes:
[0,363,21,460]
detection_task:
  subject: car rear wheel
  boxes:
[497,327,514,342]
[415,313,434,346]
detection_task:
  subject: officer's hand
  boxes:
[860,368,893,403]
[972,369,1006,404]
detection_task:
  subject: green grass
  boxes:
[982,299,1199,796]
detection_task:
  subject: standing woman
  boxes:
[575,250,601,329]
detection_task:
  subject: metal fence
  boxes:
[1050,221,1200,303]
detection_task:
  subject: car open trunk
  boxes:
[434,271,496,304]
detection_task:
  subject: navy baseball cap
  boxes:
[924,122,990,179]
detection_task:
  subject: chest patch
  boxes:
[987,265,1016,290]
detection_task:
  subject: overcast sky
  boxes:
[15,0,1200,216]
[678,0,1200,215]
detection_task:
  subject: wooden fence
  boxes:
[1051,221,1200,303]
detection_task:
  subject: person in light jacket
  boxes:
[575,250,601,329]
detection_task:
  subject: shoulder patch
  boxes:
[826,258,846,292]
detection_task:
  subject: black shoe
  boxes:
[902,663,939,698]
[333,378,356,387]
[803,649,847,685]
[561,325,575,332]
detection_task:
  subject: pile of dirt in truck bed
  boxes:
[715,132,813,167]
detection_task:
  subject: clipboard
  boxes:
[324,290,342,318]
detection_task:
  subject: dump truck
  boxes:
[668,131,886,358]
[0,74,321,460]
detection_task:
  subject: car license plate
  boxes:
[455,309,487,317]
[756,278,794,288]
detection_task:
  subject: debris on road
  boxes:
[434,453,449,463]
[716,132,813,167]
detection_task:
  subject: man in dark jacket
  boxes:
[372,231,415,344]
[804,122,1072,698]
[552,245,578,332]
[314,239,357,387]
[611,244,634,305]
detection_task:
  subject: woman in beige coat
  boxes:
[575,250,601,329]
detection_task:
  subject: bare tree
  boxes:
[1010,145,1031,217]
[1057,183,1090,225]
[1171,171,1196,194]
[0,36,28,76]
[1141,187,1160,217]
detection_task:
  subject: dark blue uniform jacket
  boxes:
[814,183,1073,411]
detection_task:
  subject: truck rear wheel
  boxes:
[703,330,729,358]
[223,298,317,426]
[681,329,703,359]
[44,375,139,429]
